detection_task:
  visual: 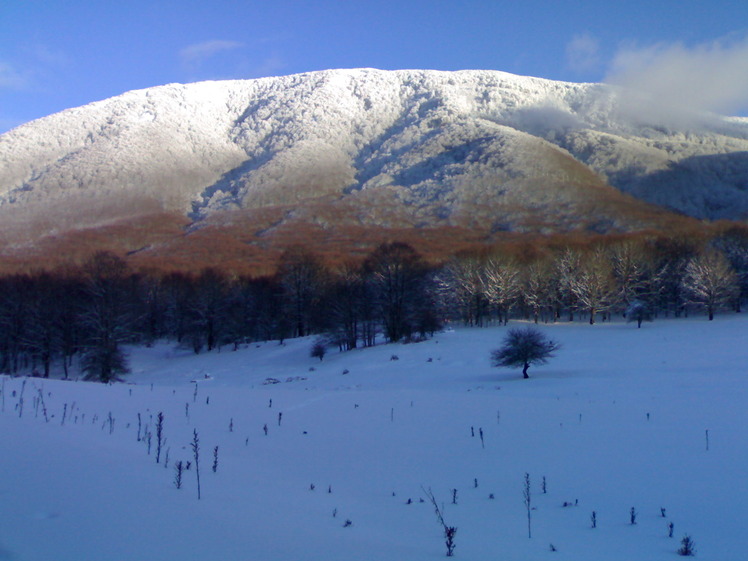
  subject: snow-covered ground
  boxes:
[1,315,746,560]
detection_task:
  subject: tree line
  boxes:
[1,227,746,382]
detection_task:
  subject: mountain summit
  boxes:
[1,68,747,268]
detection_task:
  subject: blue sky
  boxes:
[1,0,747,133]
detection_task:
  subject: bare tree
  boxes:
[711,226,748,312]
[22,273,61,378]
[554,248,582,321]
[483,255,521,325]
[364,242,429,342]
[185,268,229,352]
[651,235,700,317]
[0,275,31,374]
[609,239,663,310]
[278,246,326,338]
[568,247,619,324]
[437,253,488,326]
[324,262,367,350]
[491,326,560,379]
[520,257,556,324]
[681,248,739,320]
[79,252,134,382]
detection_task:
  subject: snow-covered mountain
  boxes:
[1,68,747,263]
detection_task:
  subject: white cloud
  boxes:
[0,61,28,89]
[30,44,71,68]
[605,36,748,119]
[180,40,245,69]
[565,33,601,74]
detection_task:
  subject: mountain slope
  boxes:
[1,68,746,267]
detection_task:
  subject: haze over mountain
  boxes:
[1,68,747,268]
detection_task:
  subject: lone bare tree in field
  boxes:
[491,326,559,379]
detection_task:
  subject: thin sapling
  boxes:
[191,429,201,499]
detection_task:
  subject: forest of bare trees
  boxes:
[1,227,747,381]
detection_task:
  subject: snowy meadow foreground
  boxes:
[1,316,746,560]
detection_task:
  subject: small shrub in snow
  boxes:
[630,507,637,525]
[424,487,458,557]
[591,511,597,528]
[524,473,532,538]
[678,535,696,556]
[174,461,183,489]
[191,429,201,500]
[212,446,219,473]
[390,354,399,361]
[343,519,352,527]
[310,340,326,361]
[155,412,164,464]
[625,300,653,328]
[669,522,675,538]
[444,526,457,557]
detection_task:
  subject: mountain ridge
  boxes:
[1,68,747,269]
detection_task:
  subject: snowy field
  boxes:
[1,315,746,560]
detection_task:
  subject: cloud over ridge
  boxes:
[180,40,245,69]
[605,35,748,117]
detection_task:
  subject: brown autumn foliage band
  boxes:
[0,202,730,277]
